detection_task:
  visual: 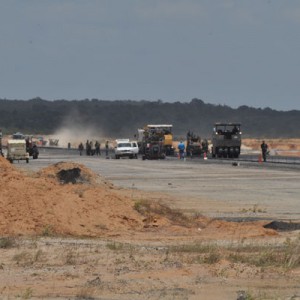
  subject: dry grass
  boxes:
[134,199,194,226]
[0,237,15,248]
[0,235,299,299]
[167,235,300,269]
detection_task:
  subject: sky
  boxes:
[0,0,299,111]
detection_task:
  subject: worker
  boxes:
[261,140,269,162]
[95,141,100,156]
[177,141,185,159]
[105,140,109,157]
[86,140,90,156]
[78,142,84,156]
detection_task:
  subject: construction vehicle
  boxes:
[138,125,170,160]
[12,132,39,159]
[13,134,40,159]
[7,133,30,163]
[211,123,242,158]
[49,138,59,146]
[186,131,202,157]
[138,124,174,157]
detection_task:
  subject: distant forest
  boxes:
[0,97,299,139]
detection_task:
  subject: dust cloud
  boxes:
[51,110,106,148]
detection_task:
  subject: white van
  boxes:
[114,139,139,159]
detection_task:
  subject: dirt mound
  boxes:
[0,156,17,172]
[38,161,100,184]
[0,159,276,239]
[0,160,147,237]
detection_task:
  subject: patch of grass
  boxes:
[94,224,108,230]
[21,287,33,299]
[237,290,255,300]
[283,236,300,269]
[133,199,147,213]
[203,252,221,264]
[169,243,221,265]
[65,251,77,265]
[13,251,32,265]
[12,249,46,266]
[0,237,15,249]
[33,249,44,263]
[169,243,216,254]
[106,242,124,251]
[75,287,96,299]
[240,204,266,213]
[228,236,300,269]
[41,224,54,237]
[169,238,300,269]
[134,199,191,226]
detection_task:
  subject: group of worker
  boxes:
[78,140,110,157]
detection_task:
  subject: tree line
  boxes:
[0,97,299,138]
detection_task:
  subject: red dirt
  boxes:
[0,157,276,240]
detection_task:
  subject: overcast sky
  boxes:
[0,0,299,111]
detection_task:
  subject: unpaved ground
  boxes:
[0,148,300,299]
[242,138,300,156]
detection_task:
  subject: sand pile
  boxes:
[0,158,276,239]
[0,158,150,237]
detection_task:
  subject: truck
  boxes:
[12,133,39,159]
[6,139,29,163]
[114,139,139,159]
[211,123,242,158]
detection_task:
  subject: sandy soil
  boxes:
[0,152,300,299]
[242,138,300,156]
